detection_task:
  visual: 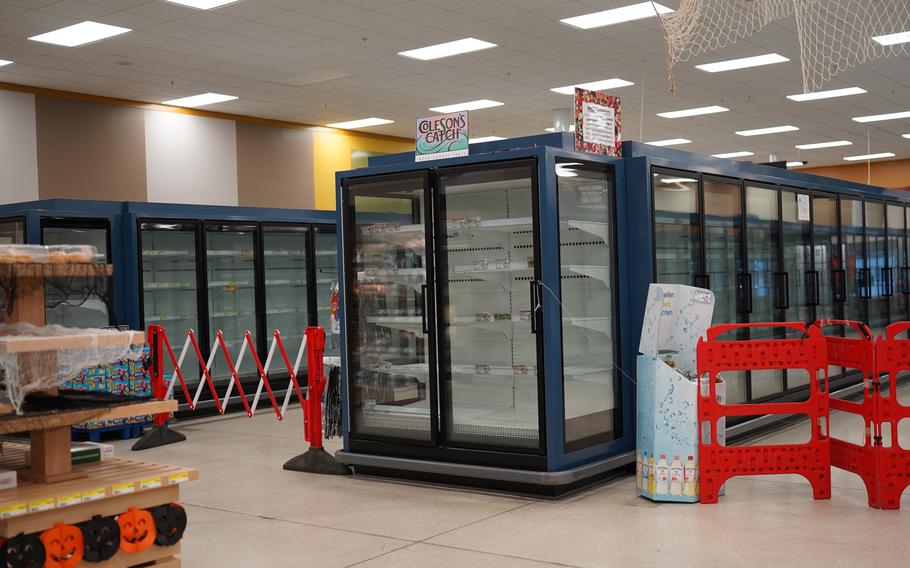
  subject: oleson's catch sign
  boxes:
[415,111,469,162]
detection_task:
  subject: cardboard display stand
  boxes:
[636,284,724,502]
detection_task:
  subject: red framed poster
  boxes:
[574,88,622,156]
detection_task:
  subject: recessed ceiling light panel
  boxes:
[164,0,242,8]
[786,161,807,167]
[657,105,728,119]
[29,21,131,47]
[429,99,503,113]
[736,125,799,136]
[469,136,505,144]
[162,93,238,107]
[696,53,789,72]
[712,151,754,159]
[561,2,673,29]
[645,138,692,147]
[0,60,11,67]
[326,117,394,129]
[873,31,910,45]
[853,110,910,123]
[843,152,895,161]
[795,140,852,150]
[787,87,866,101]
[399,38,496,61]
[551,78,634,95]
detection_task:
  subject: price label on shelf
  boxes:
[140,477,162,490]
[57,493,83,508]
[83,488,106,502]
[28,498,55,513]
[169,472,190,485]
[112,483,136,496]
[0,503,27,519]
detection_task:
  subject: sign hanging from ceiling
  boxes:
[574,88,622,157]
[415,111,469,162]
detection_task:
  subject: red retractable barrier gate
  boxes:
[135,325,349,475]
[874,322,910,509]
[812,320,880,507]
[697,322,830,504]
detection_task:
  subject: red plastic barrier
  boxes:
[812,320,880,507]
[874,322,910,509]
[697,322,831,504]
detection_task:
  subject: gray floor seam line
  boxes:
[180,502,420,542]
[423,541,587,568]
[340,501,538,568]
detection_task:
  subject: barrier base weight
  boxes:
[283,447,350,475]
[131,423,187,451]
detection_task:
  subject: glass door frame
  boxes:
[649,166,706,289]
[39,216,115,327]
[432,158,548,456]
[341,170,442,450]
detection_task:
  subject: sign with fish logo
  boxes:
[415,111,469,162]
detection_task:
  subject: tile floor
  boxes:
[109,403,910,568]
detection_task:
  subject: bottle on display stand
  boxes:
[683,455,697,497]
[647,454,656,494]
[636,451,643,489]
[655,454,669,494]
[669,455,683,496]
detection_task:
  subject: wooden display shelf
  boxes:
[0,330,144,353]
[0,398,175,436]
[0,263,113,279]
[1,262,112,325]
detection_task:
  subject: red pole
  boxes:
[148,325,169,426]
[304,327,326,448]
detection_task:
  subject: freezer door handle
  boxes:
[529,280,541,334]
[859,268,872,300]
[833,269,847,303]
[806,270,820,307]
[420,284,429,334]
[737,272,753,313]
[883,267,894,297]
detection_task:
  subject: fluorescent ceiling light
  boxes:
[696,53,789,73]
[29,21,131,47]
[786,161,807,167]
[645,138,691,147]
[660,177,697,183]
[399,38,496,61]
[787,87,866,101]
[561,2,673,29]
[657,105,728,119]
[163,0,241,8]
[469,136,505,144]
[712,151,754,159]
[736,125,799,136]
[0,60,11,67]
[326,117,394,129]
[843,152,895,161]
[795,140,852,150]
[545,125,575,132]
[551,78,634,95]
[903,134,910,139]
[162,92,237,108]
[429,99,503,113]
[873,31,910,46]
[853,110,910,123]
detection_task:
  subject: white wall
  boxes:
[144,110,238,206]
[0,90,39,204]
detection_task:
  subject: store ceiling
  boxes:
[0,0,908,169]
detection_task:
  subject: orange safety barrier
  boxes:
[813,320,880,507]
[697,322,831,504]
[874,322,910,509]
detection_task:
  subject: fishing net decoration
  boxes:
[0,323,140,414]
[656,0,910,94]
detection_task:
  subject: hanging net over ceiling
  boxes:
[656,0,910,94]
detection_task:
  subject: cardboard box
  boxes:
[636,283,724,502]
[26,441,112,467]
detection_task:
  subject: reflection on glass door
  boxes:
[813,195,840,324]
[746,185,782,399]
[886,204,906,328]
[314,226,340,357]
[840,198,867,325]
[652,173,700,286]
[781,190,813,324]
[262,225,310,350]
[866,202,888,337]
[435,162,541,450]
[42,222,112,328]
[140,222,201,389]
[344,174,434,442]
[205,223,259,384]
[703,178,746,403]
[556,161,619,451]
[0,218,23,244]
